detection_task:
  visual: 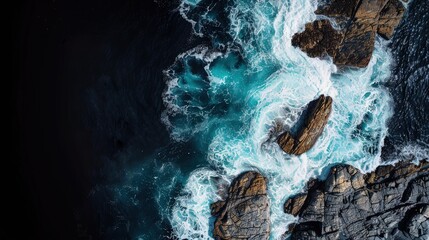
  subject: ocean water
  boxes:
[164,0,394,239]
[88,0,429,239]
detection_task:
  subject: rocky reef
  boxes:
[284,160,429,239]
[277,95,332,155]
[292,0,405,67]
[211,171,270,240]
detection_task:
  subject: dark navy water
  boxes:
[83,0,429,239]
[382,0,429,159]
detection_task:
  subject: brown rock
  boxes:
[284,193,308,216]
[377,0,406,39]
[316,0,360,18]
[291,20,343,58]
[277,95,333,155]
[354,0,389,19]
[333,20,377,67]
[292,0,405,68]
[212,171,270,240]
[277,132,295,154]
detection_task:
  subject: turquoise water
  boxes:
[161,0,395,239]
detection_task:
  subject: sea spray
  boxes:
[166,0,395,239]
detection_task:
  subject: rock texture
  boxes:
[211,171,270,240]
[291,20,344,59]
[284,160,429,239]
[292,0,405,67]
[277,95,332,155]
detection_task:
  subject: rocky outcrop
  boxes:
[284,160,429,239]
[211,171,270,240]
[377,0,406,39]
[277,95,332,155]
[291,20,344,59]
[292,0,405,67]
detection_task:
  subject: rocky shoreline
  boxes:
[211,160,428,239]
[211,171,270,240]
[285,160,428,239]
[208,0,428,239]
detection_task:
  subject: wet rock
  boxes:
[292,0,405,67]
[277,95,332,155]
[211,171,270,240]
[291,20,344,58]
[377,0,405,39]
[284,160,429,239]
[284,193,308,216]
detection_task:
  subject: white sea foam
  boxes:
[169,168,227,240]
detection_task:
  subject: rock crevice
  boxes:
[284,160,429,239]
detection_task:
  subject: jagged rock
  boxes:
[284,160,429,239]
[377,0,405,39]
[284,193,308,216]
[211,171,270,240]
[291,20,344,58]
[292,0,405,67]
[277,95,332,155]
[210,201,226,216]
[398,204,429,238]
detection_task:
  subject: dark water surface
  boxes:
[382,0,429,158]
[17,0,195,238]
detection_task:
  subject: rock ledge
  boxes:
[211,171,270,240]
[285,160,429,239]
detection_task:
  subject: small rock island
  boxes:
[292,0,405,67]
[277,95,333,155]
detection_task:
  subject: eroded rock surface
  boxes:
[277,95,332,155]
[284,160,429,239]
[292,0,405,67]
[211,171,270,240]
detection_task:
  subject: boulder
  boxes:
[292,0,405,67]
[277,95,332,155]
[211,171,270,240]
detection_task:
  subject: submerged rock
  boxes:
[211,171,270,240]
[277,95,332,155]
[284,160,429,239]
[292,0,405,67]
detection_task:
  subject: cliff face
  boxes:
[285,160,429,239]
[211,171,270,240]
[277,95,332,155]
[292,0,405,67]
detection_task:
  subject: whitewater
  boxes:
[162,0,396,239]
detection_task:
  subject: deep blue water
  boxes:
[86,0,429,239]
